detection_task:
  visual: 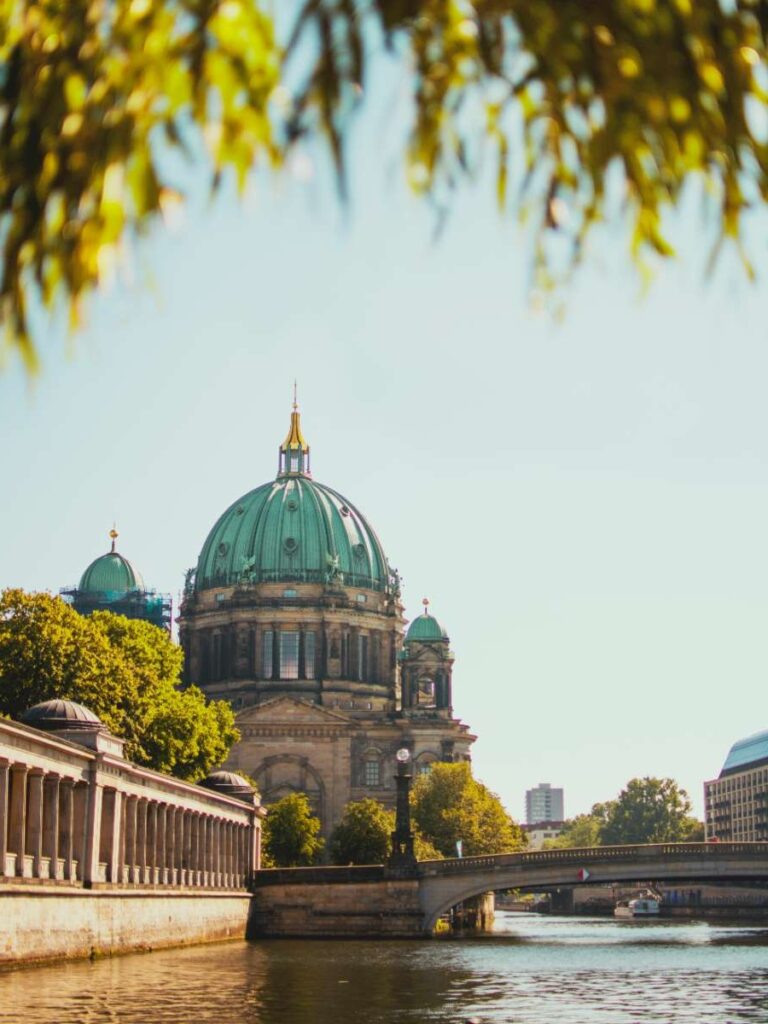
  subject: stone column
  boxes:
[136,798,148,884]
[100,789,123,885]
[224,820,232,887]
[189,812,199,886]
[58,779,76,882]
[8,765,28,877]
[0,760,9,878]
[83,775,104,886]
[117,793,128,883]
[182,810,190,884]
[200,816,209,886]
[211,815,221,888]
[26,769,44,879]
[72,782,89,882]
[166,806,176,886]
[43,773,61,879]
[174,809,184,885]
[147,802,158,885]
[231,823,239,887]
[125,796,138,884]
[235,823,243,886]
[156,804,167,885]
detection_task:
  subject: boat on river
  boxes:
[614,896,661,918]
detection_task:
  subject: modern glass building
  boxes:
[704,729,768,841]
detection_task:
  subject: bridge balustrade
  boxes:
[418,842,768,875]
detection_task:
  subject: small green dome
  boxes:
[406,610,448,642]
[79,551,145,595]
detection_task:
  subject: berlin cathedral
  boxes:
[64,403,475,835]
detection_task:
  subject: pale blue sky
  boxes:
[3,68,768,823]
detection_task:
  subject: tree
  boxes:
[261,792,324,867]
[600,776,697,845]
[544,803,613,850]
[0,588,238,780]
[329,798,441,865]
[411,761,525,858]
[3,1,768,370]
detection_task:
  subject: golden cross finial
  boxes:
[109,525,119,553]
[422,597,430,615]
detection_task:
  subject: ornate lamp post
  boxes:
[388,747,417,872]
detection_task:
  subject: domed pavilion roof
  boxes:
[79,529,145,594]
[21,699,103,732]
[195,403,391,593]
[406,600,448,642]
[199,770,255,801]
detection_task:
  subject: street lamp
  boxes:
[389,747,417,871]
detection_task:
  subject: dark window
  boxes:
[262,630,274,680]
[304,631,316,679]
[280,631,300,679]
[364,760,380,786]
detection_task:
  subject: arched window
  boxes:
[362,748,382,787]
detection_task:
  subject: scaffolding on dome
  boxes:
[60,585,172,633]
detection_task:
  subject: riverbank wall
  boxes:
[0,885,253,965]
[249,866,425,938]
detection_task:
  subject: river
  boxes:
[1,912,767,1023]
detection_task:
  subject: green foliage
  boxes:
[261,792,324,867]
[411,761,525,857]
[600,776,697,845]
[0,588,237,780]
[330,798,392,865]
[329,797,441,865]
[4,1,768,369]
[544,806,610,850]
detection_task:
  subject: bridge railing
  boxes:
[417,842,768,875]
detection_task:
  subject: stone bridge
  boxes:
[249,842,768,937]
[415,842,768,930]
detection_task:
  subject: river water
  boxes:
[1,913,767,1023]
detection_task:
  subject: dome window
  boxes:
[356,594,367,604]
[218,542,229,556]
[340,505,350,517]
[353,543,366,560]
[285,498,298,512]
[283,537,299,555]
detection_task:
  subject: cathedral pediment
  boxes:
[235,696,352,727]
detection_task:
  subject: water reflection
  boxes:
[1,914,767,1024]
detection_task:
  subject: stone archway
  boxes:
[253,754,326,825]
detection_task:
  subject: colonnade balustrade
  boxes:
[0,714,264,890]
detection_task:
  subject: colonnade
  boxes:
[0,753,260,889]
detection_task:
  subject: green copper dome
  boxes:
[78,529,145,595]
[406,606,448,642]
[195,407,391,592]
[79,550,145,595]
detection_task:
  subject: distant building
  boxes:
[525,782,564,824]
[523,821,565,850]
[704,730,768,841]
[61,529,172,633]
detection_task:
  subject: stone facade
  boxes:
[178,407,475,836]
